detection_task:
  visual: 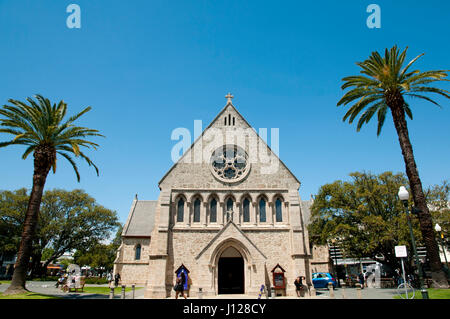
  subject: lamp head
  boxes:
[398,186,409,201]
[435,223,442,232]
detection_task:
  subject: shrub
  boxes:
[84,277,108,285]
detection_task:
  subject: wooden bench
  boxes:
[64,276,86,292]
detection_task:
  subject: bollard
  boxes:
[309,287,316,297]
[270,287,276,299]
[328,282,335,298]
[109,287,114,299]
[198,287,203,299]
[132,284,135,299]
[121,285,126,299]
[356,287,362,299]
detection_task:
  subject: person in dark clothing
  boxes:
[358,272,365,289]
[175,271,187,299]
[294,276,305,297]
[114,273,121,287]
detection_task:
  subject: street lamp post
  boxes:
[434,223,448,268]
[398,186,429,299]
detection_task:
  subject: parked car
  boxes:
[312,272,337,289]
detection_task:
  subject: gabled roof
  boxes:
[122,200,157,237]
[158,98,301,186]
[195,219,267,260]
[271,263,286,273]
[175,264,190,274]
[300,200,313,225]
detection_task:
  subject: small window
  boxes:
[275,198,282,222]
[135,244,141,260]
[224,117,227,125]
[210,198,217,223]
[177,198,184,222]
[194,198,201,222]
[259,199,266,222]
[233,117,235,126]
[228,114,231,126]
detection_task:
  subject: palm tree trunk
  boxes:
[4,151,51,295]
[390,105,449,288]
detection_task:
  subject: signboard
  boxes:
[273,273,285,288]
[395,245,407,258]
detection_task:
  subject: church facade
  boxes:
[114,95,317,298]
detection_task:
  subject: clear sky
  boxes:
[0,0,449,224]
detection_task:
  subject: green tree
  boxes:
[337,46,449,287]
[1,189,119,277]
[36,189,119,275]
[0,189,28,272]
[0,189,28,253]
[308,172,422,273]
[427,180,450,250]
[73,224,122,275]
[0,95,103,294]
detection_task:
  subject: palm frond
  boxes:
[338,45,450,135]
[0,95,103,181]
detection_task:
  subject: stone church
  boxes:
[114,94,322,298]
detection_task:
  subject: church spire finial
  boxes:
[225,92,234,104]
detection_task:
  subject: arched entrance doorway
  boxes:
[218,246,245,294]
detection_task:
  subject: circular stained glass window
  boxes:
[210,145,250,183]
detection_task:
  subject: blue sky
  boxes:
[0,0,449,224]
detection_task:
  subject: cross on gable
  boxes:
[225,92,234,104]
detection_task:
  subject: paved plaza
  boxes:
[1,281,400,299]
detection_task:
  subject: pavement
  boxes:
[1,281,400,299]
[0,281,146,299]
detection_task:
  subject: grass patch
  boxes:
[393,288,450,299]
[0,280,11,284]
[0,292,60,299]
[82,286,143,294]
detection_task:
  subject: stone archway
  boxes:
[218,246,244,294]
[209,238,253,295]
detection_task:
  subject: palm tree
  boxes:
[337,46,449,288]
[0,94,103,294]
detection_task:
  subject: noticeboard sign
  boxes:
[395,245,408,258]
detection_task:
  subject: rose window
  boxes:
[210,145,250,183]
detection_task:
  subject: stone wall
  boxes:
[310,244,332,274]
[114,237,151,285]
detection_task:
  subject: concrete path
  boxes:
[0,281,146,299]
[1,281,399,299]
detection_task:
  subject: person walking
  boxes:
[294,276,305,297]
[114,273,121,288]
[358,272,365,289]
[175,271,187,299]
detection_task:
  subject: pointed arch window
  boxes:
[135,244,141,260]
[259,198,266,222]
[194,198,201,223]
[177,198,184,222]
[210,198,217,223]
[275,198,283,222]
[243,198,250,223]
